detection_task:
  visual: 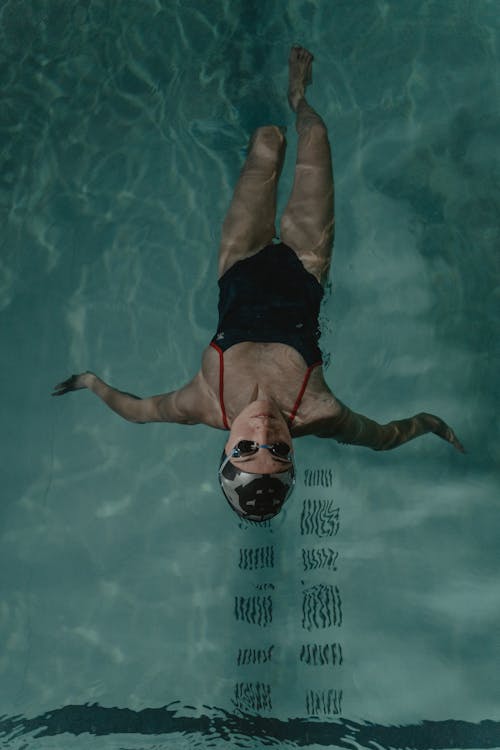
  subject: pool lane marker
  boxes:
[300,471,343,717]
[233,467,343,717]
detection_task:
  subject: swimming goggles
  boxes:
[219,441,293,474]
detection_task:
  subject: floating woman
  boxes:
[53,47,464,522]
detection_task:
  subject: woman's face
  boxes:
[225,399,294,475]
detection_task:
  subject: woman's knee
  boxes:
[249,125,286,159]
[309,120,328,138]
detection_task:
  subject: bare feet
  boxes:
[288,46,313,112]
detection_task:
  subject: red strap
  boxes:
[289,361,322,425]
[210,342,229,429]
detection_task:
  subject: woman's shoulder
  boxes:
[172,363,226,430]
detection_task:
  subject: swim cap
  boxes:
[218,450,295,521]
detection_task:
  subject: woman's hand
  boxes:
[52,372,95,396]
[51,373,153,422]
[418,412,465,453]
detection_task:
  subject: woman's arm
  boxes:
[52,371,203,424]
[317,400,465,453]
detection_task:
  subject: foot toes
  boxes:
[289,46,314,68]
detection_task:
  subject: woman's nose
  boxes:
[256,424,274,441]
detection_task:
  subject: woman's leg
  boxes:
[280,47,334,285]
[218,125,286,278]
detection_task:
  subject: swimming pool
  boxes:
[1,0,499,747]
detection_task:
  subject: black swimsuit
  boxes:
[210,242,324,429]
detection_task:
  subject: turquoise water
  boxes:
[1,0,499,748]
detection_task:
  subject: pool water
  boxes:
[1,1,499,748]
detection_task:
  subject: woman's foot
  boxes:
[288,46,313,112]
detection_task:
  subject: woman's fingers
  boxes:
[420,413,465,454]
[52,375,83,396]
[447,428,466,453]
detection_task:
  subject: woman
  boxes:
[53,47,464,522]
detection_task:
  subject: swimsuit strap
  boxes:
[210,342,322,430]
[209,341,230,429]
[288,361,322,426]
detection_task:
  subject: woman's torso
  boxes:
[198,340,339,435]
